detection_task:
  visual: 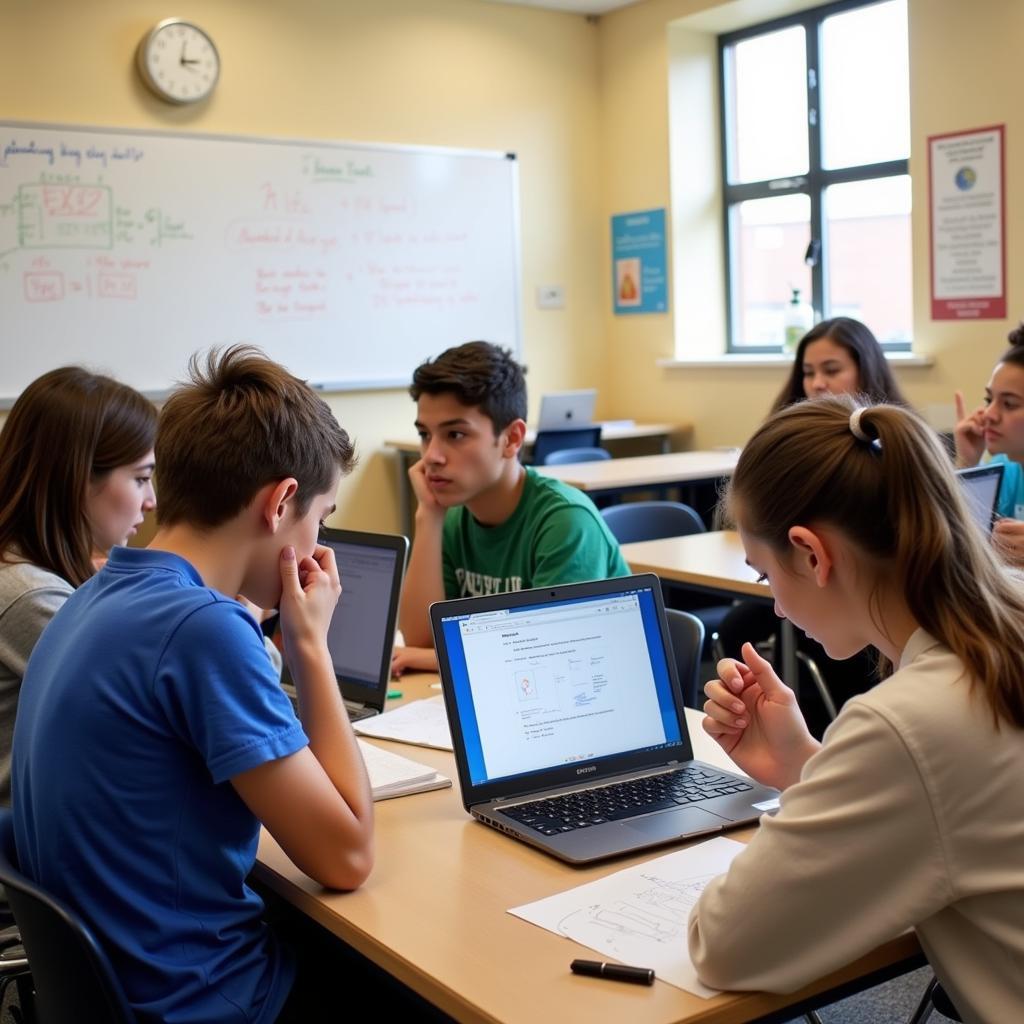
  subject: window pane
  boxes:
[732,194,811,347]
[820,0,909,170]
[726,26,808,184]
[825,175,912,344]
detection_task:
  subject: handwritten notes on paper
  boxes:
[509,836,745,998]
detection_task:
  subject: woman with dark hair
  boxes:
[954,322,1024,565]
[0,367,156,802]
[771,317,907,414]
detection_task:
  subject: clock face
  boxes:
[137,20,220,105]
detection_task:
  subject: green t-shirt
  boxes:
[442,467,630,598]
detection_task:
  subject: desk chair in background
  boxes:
[600,502,732,654]
[0,810,135,1024]
[532,426,602,465]
[541,446,610,466]
[664,609,704,708]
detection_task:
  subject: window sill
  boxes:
[657,352,934,370]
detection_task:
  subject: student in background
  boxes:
[954,324,1024,566]
[690,395,1024,1019]
[770,317,907,413]
[394,341,629,675]
[12,348,374,1024]
[0,367,156,804]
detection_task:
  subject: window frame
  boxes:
[718,0,911,353]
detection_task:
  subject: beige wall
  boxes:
[598,0,1022,446]
[1,0,606,532]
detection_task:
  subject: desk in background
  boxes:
[386,422,688,537]
[621,530,798,699]
[254,673,921,1024]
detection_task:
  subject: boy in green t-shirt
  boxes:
[394,341,629,675]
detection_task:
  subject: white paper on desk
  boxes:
[352,695,453,751]
[508,836,744,998]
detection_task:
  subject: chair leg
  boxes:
[803,1012,826,1024]
[795,651,839,721]
[906,976,938,1024]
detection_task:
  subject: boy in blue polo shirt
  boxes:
[12,348,374,1024]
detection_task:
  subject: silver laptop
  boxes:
[957,463,1004,534]
[537,389,596,431]
[283,528,408,721]
[431,574,779,865]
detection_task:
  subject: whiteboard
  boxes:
[0,121,521,400]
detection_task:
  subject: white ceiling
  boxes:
[480,0,643,15]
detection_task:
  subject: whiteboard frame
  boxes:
[0,119,522,402]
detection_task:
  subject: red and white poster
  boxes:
[928,125,1006,320]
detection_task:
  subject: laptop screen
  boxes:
[957,464,1004,534]
[438,584,683,787]
[316,529,408,707]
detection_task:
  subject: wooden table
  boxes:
[536,450,739,502]
[386,423,687,536]
[621,531,798,695]
[253,674,921,1024]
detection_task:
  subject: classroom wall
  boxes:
[597,0,1023,445]
[0,0,607,532]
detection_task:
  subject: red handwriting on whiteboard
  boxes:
[41,186,104,218]
[23,272,65,302]
[97,273,137,300]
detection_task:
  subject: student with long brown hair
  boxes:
[690,394,1024,1019]
[0,367,157,802]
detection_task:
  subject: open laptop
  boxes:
[431,574,780,864]
[957,463,1004,534]
[536,389,596,431]
[283,528,408,721]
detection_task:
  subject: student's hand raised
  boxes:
[702,642,819,791]
[992,518,1024,567]
[954,389,988,468]
[278,544,342,652]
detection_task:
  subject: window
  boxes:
[719,0,911,351]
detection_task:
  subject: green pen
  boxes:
[387,689,403,699]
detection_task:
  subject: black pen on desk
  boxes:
[570,958,655,986]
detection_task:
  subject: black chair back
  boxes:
[664,609,705,708]
[532,426,602,465]
[0,810,135,1024]
[600,500,705,544]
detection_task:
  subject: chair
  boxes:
[664,609,704,708]
[907,975,963,1023]
[599,500,704,544]
[0,809,136,1024]
[532,426,602,466]
[542,446,611,466]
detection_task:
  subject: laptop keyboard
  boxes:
[499,766,753,837]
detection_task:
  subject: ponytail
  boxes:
[727,394,1024,729]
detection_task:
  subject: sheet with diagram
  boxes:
[508,836,745,998]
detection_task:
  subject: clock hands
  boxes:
[179,42,201,68]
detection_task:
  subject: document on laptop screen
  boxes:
[443,589,681,786]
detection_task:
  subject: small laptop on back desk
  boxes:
[283,528,408,721]
[431,574,779,865]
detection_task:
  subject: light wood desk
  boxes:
[254,674,920,1024]
[621,531,798,702]
[386,423,689,537]
[536,450,739,498]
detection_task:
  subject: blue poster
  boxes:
[611,208,668,315]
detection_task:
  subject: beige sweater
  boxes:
[688,630,1024,1024]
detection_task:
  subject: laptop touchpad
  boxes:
[625,807,727,841]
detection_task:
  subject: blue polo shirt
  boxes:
[989,454,1024,519]
[12,547,307,1024]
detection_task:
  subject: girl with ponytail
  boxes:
[688,394,1024,1019]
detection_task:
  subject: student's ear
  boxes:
[787,525,833,587]
[500,418,527,460]
[259,478,300,533]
